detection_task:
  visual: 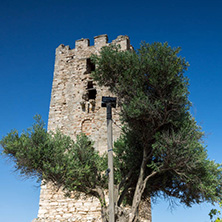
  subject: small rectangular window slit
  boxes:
[87,81,96,100]
[86,58,95,73]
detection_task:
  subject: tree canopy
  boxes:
[91,42,222,221]
[0,116,107,197]
[1,42,222,222]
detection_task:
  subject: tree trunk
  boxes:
[128,149,148,222]
[128,148,156,222]
[101,206,109,222]
[93,186,108,222]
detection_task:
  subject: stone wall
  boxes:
[47,34,127,153]
[34,35,151,222]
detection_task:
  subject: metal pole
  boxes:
[106,103,115,222]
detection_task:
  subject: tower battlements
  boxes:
[56,34,131,56]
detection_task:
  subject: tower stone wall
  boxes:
[34,35,151,222]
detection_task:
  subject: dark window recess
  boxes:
[87,81,93,89]
[86,58,95,73]
[87,81,97,100]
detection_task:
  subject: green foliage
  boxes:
[209,202,222,222]
[91,42,190,125]
[0,115,107,196]
[91,42,222,207]
[1,40,222,220]
[113,130,144,205]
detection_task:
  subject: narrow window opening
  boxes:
[86,58,95,73]
[87,81,97,100]
[87,81,93,89]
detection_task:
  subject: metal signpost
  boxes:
[102,96,116,222]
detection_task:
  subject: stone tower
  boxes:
[35,35,151,222]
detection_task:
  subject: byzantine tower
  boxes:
[34,35,151,222]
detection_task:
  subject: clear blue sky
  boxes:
[0,0,221,221]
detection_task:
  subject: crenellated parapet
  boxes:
[56,34,132,56]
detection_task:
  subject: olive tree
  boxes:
[1,42,222,222]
